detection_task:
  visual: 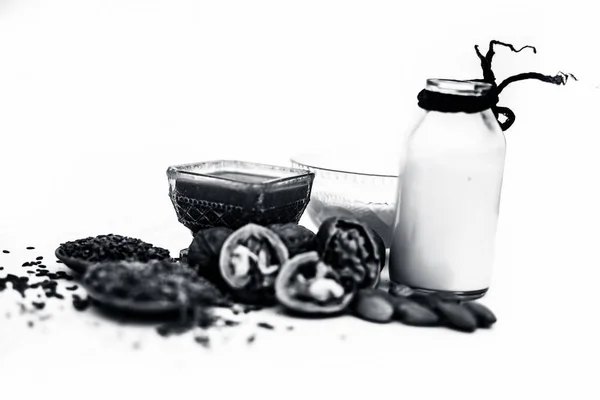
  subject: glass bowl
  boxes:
[291,153,401,248]
[167,160,314,234]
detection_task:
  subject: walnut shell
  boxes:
[316,217,383,289]
[275,252,356,316]
[219,224,289,305]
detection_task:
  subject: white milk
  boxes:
[389,108,506,293]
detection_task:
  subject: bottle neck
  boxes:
[426,79,491,97]
[418,79,498,114]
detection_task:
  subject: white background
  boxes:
[1,1,599,398]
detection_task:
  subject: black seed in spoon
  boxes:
[59,234,170,263]
[66,285,78,291]
[257,322,275,330]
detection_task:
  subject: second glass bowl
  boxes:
[291,153,401,248]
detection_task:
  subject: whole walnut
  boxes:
[187,227,233,290]
[267,223,317,258]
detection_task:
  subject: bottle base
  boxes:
[404,285,488,301]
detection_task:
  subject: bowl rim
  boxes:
[167,159,315,186]
[290,156,398,179]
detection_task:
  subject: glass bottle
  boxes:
[389,79,506,300]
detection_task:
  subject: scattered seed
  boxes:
[194,335,211,348]
[36,256,43,260]
[231,304,248,315]
[1,274,30,297]
[247,334,256,344]
[66,285,78,291]
[243,305,263,314]
[27,321,34,328]
[2,250,9,254]
[26,247,35,250]
[72,296,89,311]
[257,322,275,330]
[157,321,194,337]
